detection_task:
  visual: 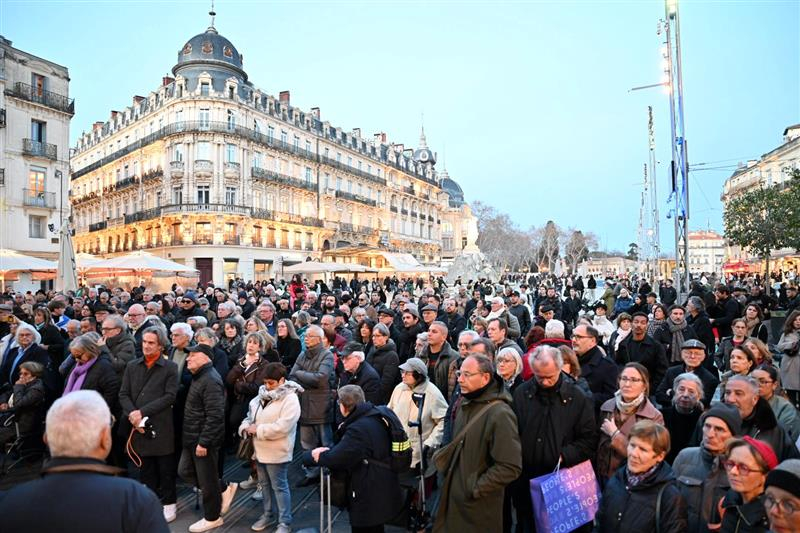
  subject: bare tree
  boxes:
[562,229,598,273]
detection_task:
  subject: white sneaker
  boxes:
[220,482,238,515]
[162,503,177,523]
[188,517,224,532]
[239,475,258,490]
[250,484,263,501]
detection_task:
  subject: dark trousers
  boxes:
[178,447,225,520]
[140,453,177,504]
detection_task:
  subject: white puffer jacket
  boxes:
[239,380,303,464]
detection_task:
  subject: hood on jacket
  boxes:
[744,396,778,432]
[258,380,304,401]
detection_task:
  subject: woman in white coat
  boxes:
[387,357,448,494]
[239,362,303,533]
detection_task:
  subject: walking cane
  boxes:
[409,391,430,531]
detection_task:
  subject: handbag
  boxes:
[236,435,255,461]
[433,400,499,472]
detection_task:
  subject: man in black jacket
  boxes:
[615,312,669,392]
[511,345,597,533]
[686,296,717,367]
[659,279,678,306]
[338,342,382,405]
[571,324,619,412]
[443,298,467,349]
[508,291,532,338]
[178,344,237,533]
[0,390,169,533]
[710,285,741,340]
[655,339,719,409]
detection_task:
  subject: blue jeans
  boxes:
[255,462,292,525]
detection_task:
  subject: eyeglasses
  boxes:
[764,494,799,515]
[101,327,119,331]
[722,460,764,476]
[757,379,774,385]
[456,370,485,379]
[619,376,644,384]
[572,334,594,340]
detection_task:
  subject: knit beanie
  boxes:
[765,459,800,499]
[743,436,778,471]
[701,404,742,436]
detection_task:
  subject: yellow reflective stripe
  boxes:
[392,440,411,452]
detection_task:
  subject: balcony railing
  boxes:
[224,162,241,176]
[401,208,408,215]
[318,155,387,186]
[113,176,139,192]
[89,221,107,232]
[170,161,185,176]
[22,189,56,208]
[6,82,75,115]
[390,205,398,213]
[194,160,213,175]
[194,236,213,245]
[335,190,377,207]
[403,185,415,195]
[141,168,163,182]
[339,223,376,235]
[251,167,317,192]
[23,139,57,160]
[224,235,240,245]
[0,108,5,128]
[161,203,251,216]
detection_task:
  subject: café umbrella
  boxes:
[0,249,57,292]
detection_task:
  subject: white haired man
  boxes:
[0,390,169,532]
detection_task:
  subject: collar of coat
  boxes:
[742,397,778,432]
[523,374,575,403]
[42,457,125,477]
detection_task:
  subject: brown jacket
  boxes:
[595,396,664,480]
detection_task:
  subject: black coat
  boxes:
[655,364,719,409]
[38,323,66,366]
[277,336,302,369]
[118,356,179,457]
[718,490,769,533]
[105,331,137,377]
[0,343,57,399]
[74,353,121,417]
[0,379,46,436]
[687,312,716,364]
[512,375,597,479]
[713,297,741,339]
[654,322,699,363]
[308,402,404,527]
[445,312,468,348]
[366,340,400,404]
[339,361,382,405]
[615,334,669,392]
[0,457,169,533]
[396,322,424,363]
[741,397,800,462]
[661,405,704,464]
[594,461,688,533]
[181,363,225,449]
[577,346,619,411]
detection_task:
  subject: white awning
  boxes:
[380,252,424,272]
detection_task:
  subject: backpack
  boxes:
[373,405,412,473]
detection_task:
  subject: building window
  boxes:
[29,215,46,239]
[280,131,288,145]
[226,143,236,163]
[225,187,236,205]
[254,119,260,134]
[200,82,210,96]
[195,222,212,243]
[324,173,330,190]
[347,180,352,193]
[196,141,210,160]
[173,187,183,204]
[227,110,236,130]
[31,73,46,96]
[293,136,300,150]
[347,156,352,167]
[336,177,342,191]
[197,185,210,204]
[305,167,312,183]
[267,126,274,142]
[305,140,312,153]
[199,108,210,128]
[156,191,162,207]
[324,147,330,158]
[253,151,262,169]
[31,120,46,142]
[336,152,341,163]
[28,167,46,194]
[174,144,184,162]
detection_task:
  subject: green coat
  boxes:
[433,375,522,533]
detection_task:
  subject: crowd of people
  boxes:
[0,270,800,533]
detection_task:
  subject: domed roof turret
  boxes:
[173,26,247,82]
[413,125,436,166]
[440,168,465,208]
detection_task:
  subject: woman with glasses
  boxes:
[596,362,664,481]
[595,420,687,532]
[715,437,777,532]
[365,323,399,405]
[751,365,800,442]
[495,347,523,393]
[763,459,800,533]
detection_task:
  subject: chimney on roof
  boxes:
[93,122,104,131]
[133,95,145,105]
[374,132,386,144]
[110,110,120,120]
[311,107,320,119]
[352,128,361,138]
[162,76,175,87]
[279,91,290,105]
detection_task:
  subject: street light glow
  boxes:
[667,0,678,18]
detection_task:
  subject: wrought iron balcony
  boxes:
[89,221,107,232]
[23,139,57,160]
[390,205,398,213]
[403,185,415,195]
[401,208,408,215]
[22,189,56,208]
[194,236,213,245]
[161,203,251,216]
[6,82,75,115]
[335,190,377,207]
[251,167,317,192]
[113,176,139,192]
[339,223,376,235]
[224,235,240,245]
[141,168,163,182]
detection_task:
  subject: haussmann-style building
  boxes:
[69,20,472,285]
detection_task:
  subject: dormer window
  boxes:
[200,82,210,96]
